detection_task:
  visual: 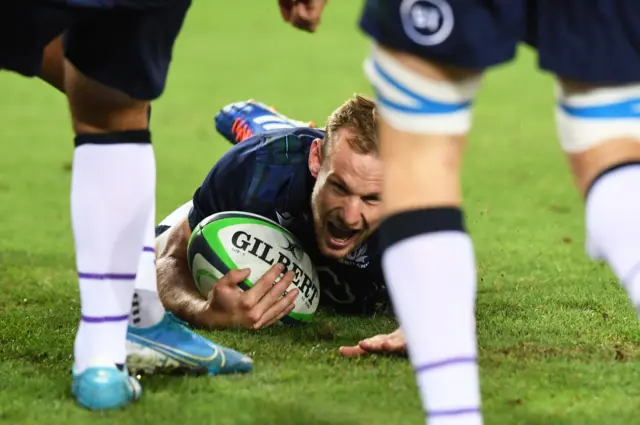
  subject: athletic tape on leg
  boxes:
[556,83,640,153]
[364,45,481,134]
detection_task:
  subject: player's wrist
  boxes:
[195,302,236,329]
[190,301,218,328]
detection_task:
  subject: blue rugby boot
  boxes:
[214,99,315,145]
[72,360,142,411]
[126,312,253,376]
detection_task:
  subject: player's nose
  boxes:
[341,199,363,229]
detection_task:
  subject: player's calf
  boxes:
[65,62,156,380]
[365,45,483,425]
[556,81,640,313]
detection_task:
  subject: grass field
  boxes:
[2,2,640,425]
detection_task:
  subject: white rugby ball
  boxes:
[187,211,320,324]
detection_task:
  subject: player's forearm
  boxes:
[156,256,212,328]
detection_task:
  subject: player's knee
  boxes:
[555,80,640,193]
[364,45,482,136]
[64,61,150,134]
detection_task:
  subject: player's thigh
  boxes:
[537,0,640,195]
[0,3,73,78]
[359,0,525,207]
[358,0,528,160]
[63,0,192,131]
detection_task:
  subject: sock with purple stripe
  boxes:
[72,130,155,373]
[130,205,166,328]
[380,207,482,425]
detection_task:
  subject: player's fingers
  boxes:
[220,268,251,287]
[254,292,297,329]
[278,0,294,21]
[358,335,388,351]
[294,1,323,32]
[264,302,296,328]
[296,7,319,24]
[262,269,295,302]
[289,8,314,32]
[338,345,369,358]
[253,270,295,315]
[381,338,407,354]
[245,263,285,303]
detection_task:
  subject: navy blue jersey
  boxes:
[189,128,390,315]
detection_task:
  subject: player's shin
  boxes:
[130,205,166,329]
[366,46,483,425]
[557,82,640,315]
[72,131,156,373]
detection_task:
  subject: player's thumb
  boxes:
[223,268,251,286]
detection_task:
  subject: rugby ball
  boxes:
[187,211,320,324]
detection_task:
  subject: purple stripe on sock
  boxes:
[78,272,136,280]
[143,246,155,253]
[416,356,477,373]
[429,407,481,417]
[82,314,129,323]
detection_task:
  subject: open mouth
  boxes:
[326,221,361,249]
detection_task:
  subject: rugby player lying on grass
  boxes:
[40,37,407,359]
[148,97,407,357]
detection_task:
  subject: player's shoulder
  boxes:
[228,127,324,165]
[255,127,324,156]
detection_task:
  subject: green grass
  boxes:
[1,2,640,424]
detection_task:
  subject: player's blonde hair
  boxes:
[322,94,378,157]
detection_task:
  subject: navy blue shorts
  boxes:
[0,0,191,100]
[360,0,640,84]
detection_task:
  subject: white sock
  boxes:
[586,163,640,312]
[130,205,166,328]
[381,208,482,425]
[72,132,155,373]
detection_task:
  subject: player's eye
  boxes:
[331,181,348,195]
[362,195,380,205]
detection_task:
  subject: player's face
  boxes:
[309,129,383,259]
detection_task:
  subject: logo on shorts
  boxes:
[400,0,454,46]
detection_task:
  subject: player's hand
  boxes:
[338,328,407,357]
[278,0,328,33]
[203,264,299,330]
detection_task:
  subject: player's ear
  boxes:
[308,138,323,178]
